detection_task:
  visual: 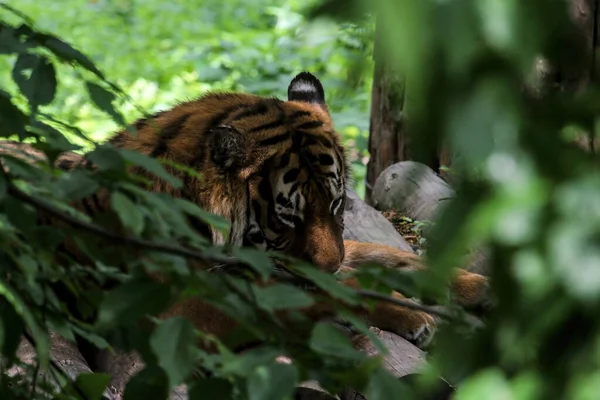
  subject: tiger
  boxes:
[1,72,491,356]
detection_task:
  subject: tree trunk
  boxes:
[365,16,407,204]
[365,15,446,203]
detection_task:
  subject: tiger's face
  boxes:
[210,72,348,273]
[244,134,347,273]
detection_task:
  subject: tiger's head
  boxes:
[209,72,348,273]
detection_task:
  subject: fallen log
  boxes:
[371,161,455,223]
[370,161,491,275]
[343,189,413,253]
[8,334,117,400]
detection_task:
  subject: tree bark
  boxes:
[365,15,447,203]
[370,161,455,222]
[8,334,117,400]
[365,16,407,204]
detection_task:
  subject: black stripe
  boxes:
[319,135,334,148]
[287,110,312,122]
[278,152,290,168]
[258,178,272,202]
[208,104,249,129]
[252,200,263,225]
[296,120,323,130]
[132,111,165,133]
[275,193,288,207]
[90,193,102,211]
[249,119,285,133]
[80,198,97,216]
[57,158,74,171]
[291,132,303,152]
[304,152,318,163]
[289,183,299,197]
[258,132,290,146]
[232,102,269,122]
[318,154,334,166]
[83,159,94,170]
[303,134,333,149]
[109,133,127,148]
[150,114,191,158]
[189,216,212,240]
[283,168,299,184]
[333,144,346,176]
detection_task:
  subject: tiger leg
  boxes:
[342,240,493,313]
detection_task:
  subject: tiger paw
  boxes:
[383,307,437,349]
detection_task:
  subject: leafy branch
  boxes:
[6,178,480,328]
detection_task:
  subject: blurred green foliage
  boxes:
[0,0,374,197]
[342,1,600,399]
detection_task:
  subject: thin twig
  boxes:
[271,270,482,327]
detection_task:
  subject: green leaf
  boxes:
[120,149,182,189]
[0,24,26,54]
[110,191,145,236]
[220,346,281,376]
[309,322,364,360]
[42,35,105,79]
[73,373,111,400]
[188,377,234,400]
[364,368,413,400]
[253,283,314,311]
[87,144,125,172]
[85,82,126,126]
[0,90,27,137]
[292,263,360,305]
[46,317,75,342]
[247,363,299,400]
[150,317,198,389]
[55,170,100,201]
[231,247,274,279]
[0,280,49,367]
[173,197,230,236]
[97,280,172,329]
[71,325,110,350]
[0,300,25,364]
[11,52,57,109]
[123,366,169,400]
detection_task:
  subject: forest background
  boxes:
[1,0,374,197]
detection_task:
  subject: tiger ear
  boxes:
[210,125,248,171]
[287,72,327,110]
